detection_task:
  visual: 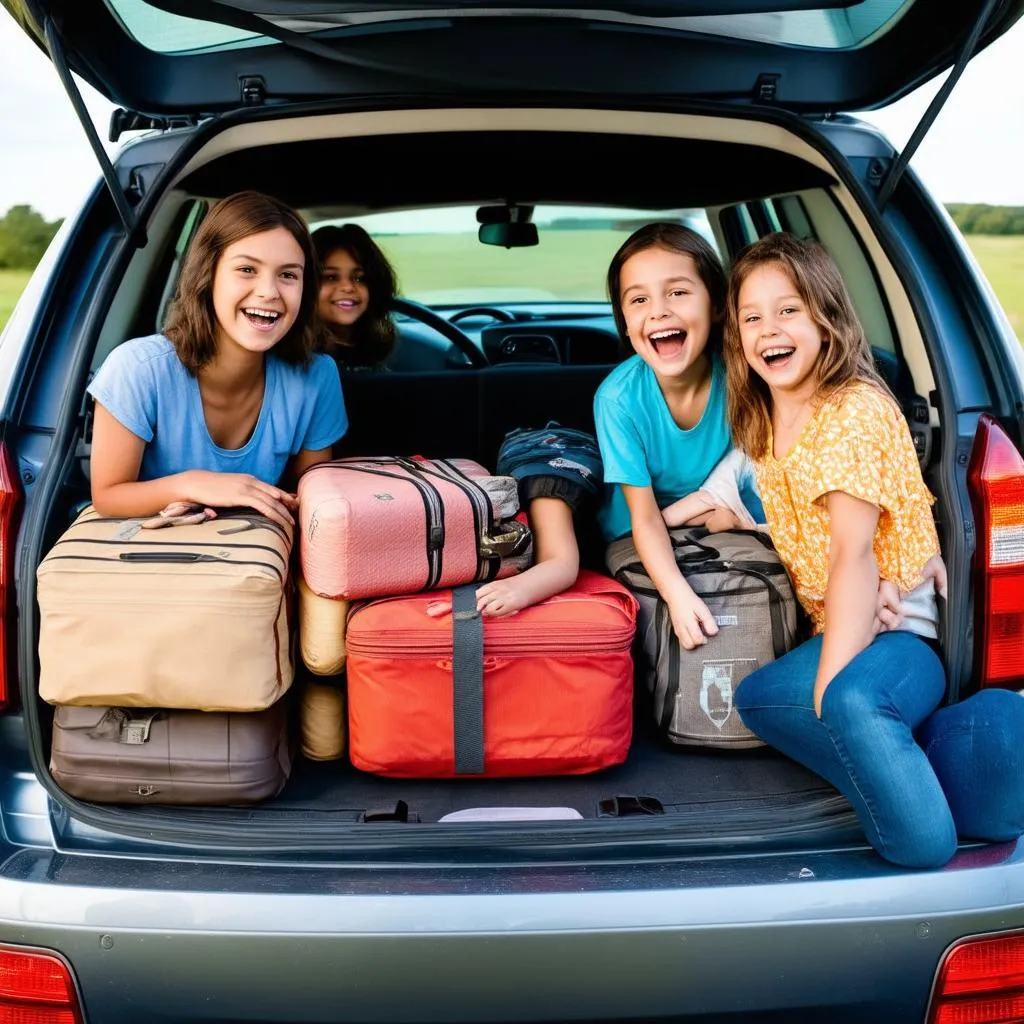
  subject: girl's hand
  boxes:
[475,578,530,617]
[182,470,297,529]
[668,589,719,649]
[875,579,903,633]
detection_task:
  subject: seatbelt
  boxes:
[451,585,485,775]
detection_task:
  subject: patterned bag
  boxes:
[606,528,801,749]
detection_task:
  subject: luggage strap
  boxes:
[451,584,485,775]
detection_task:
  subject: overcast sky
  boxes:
[1,11,1022,222]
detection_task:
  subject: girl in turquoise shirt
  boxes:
[595,223,761,651]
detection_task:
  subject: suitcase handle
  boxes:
[118,552,220,563]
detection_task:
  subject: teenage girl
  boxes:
[89,191,347,528]
[724,232,1024,868]
[593,223,764,650]
[312,224,398,372]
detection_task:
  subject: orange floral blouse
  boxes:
[752,382,939,634]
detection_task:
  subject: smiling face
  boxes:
[618,246,717,382]
[318,247,370,331]
[211,226,305,357]
[737,262,823,400]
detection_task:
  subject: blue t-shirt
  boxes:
[88,334,347,486]
[594,354,762,541]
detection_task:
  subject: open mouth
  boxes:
[760,346,796,368]
[648,328,687,359]
[334,299,360,311]
[242,307,282,331]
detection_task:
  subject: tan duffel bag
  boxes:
[37,507,294,712]
[297,575,347,676]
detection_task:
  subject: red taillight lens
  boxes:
[967,415,1024,689]
[928,931,1024,1024]
[0,442,23,710]
[0,947,82,1024]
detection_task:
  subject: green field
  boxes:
[0,234,1021,338]
[0,268,31,334]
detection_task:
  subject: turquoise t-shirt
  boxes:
[88,334,347,486]
[594,354,762,541]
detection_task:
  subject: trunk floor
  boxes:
[273,717,844,823]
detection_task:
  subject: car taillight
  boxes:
[927,931,1024,1024]
[0,946,83,1024]
[967,415,1024,689]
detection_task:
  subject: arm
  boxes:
[661,490,716,528]
[476,497,579,616]
[284,446,334,489]
[624,483,718,649]
[814,490,881,716]
[90,403,297,529]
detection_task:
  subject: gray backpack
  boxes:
[606,528,801,749]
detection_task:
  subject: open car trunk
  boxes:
[18,104,955,857]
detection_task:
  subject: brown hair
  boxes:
[606,222,727,353]
[163,191,319,373]
[724,232,889,459]
[312,224,398,369]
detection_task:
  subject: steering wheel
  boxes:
[391,297,489,369]
[448,306,516,325]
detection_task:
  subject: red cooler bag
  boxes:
[346,571,638,778]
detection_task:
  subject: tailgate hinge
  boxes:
[876,0,1002,212]
[108,108,199,144]
[753,73,780,104]
[42,17,146,249]
[240,76,267,107]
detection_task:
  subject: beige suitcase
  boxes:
[37,507,294,712]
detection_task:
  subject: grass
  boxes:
[0,268,31,334]
[0,234,1021,339]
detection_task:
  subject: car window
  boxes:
[307,205,718,306]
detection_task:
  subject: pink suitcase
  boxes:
[298,456,528,600]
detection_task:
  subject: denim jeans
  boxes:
[737,630,1024,868]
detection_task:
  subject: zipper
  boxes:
[51,535,288,569]
[307,460,445,589]
[43,553,284,581]
[411,457,496,581]
[347,597,635,657]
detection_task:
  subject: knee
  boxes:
[890,818,958,870]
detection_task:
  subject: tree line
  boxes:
[1,201,1022,271]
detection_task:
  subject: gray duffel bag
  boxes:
[606,528,801,749]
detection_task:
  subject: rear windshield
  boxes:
[105,0,912,55]
[307,205,717,306]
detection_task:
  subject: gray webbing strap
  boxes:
[451,585,485,774]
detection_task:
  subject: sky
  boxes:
[0,10,1022,222]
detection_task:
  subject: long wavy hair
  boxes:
[606,222,727,356]
[724,233,889,460]
[163,191,319,373]
[312,224,398,369]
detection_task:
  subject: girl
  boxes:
[312,224,398,372]
[725,232,1024,868]
[89,191,347,529]
[594,223,764,650]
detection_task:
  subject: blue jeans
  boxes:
[737,631,1024,869]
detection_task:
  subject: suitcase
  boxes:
[298,456,529,600]
[346,570,638,778]
[299,676,347,761]
[298,575,348,675]
[606,528,800,749]
[49,700,292,805]
[37,507,294,711]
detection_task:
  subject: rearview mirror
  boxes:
[478,222,539,248]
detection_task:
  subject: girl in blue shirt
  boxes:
[595,223,761,651]
[88,191,347,530]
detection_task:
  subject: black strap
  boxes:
[451,585,485,775]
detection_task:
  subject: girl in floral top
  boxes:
[723,233,1024,869]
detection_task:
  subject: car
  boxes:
[1,1,1024,1021]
